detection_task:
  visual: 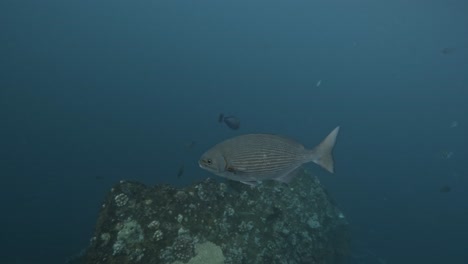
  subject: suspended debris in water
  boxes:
[218,113,240,130]
[439,185,451,193]
[441,151,454,160]
[450,121,458,128]
[185,141,196,149]
[316,80,322,87]
[441,44,468,55]
[441,47,456,55]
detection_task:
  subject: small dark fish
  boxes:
[223,115,240,130]
[218,113,240,130]
[218,113,225,123]
[441,47,456,55]
[439,185,451,193]
[177,164,185,178]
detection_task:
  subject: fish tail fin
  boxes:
[309,126,340,173]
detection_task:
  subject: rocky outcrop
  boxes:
[81,170,350,264]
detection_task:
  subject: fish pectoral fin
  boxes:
[227,166,247,174]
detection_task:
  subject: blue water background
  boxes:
[1,0,467,263]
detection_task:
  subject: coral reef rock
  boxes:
[81,170,350,264]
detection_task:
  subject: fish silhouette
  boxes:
[199,126,339,185]
[439,185,451,193]
[218,113,240,130]
[177,164,185,178]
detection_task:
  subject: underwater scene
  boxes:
[0,0,467,263]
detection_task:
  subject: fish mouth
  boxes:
[198,160,205,168]
[198,159,213,171]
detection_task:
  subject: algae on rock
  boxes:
[81,170,350,264]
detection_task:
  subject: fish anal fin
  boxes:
[275,166,303,184]
[240,181,261,187]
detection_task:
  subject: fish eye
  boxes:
[206,159,212,165]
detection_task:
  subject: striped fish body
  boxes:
[199,127,339,185]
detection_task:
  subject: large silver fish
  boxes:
[199,126,340,185]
